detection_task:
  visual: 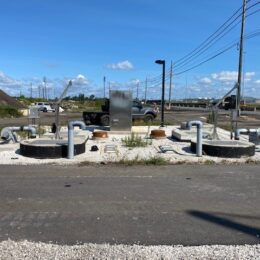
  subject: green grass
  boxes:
[0,106,22,118]
[132,120,175,126]
[118,156,169,166]
[121,133,152,148]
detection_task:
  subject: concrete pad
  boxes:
[172,124,213,142]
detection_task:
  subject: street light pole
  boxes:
[155,59,165,127]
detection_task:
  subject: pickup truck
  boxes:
[33,102,55,112]
[83,100,157,126]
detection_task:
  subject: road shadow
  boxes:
[187,210,260,238]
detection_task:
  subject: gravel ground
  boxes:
[0,125,259,165]
[0,240,259,260]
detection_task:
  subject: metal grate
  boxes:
[104,145,117,153]
[159,145,175,153]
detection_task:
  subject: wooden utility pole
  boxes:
[236,0,246,117]
[168,61,173,109]
[43,77,47,100]
[103,76,106,98]
[144,77,148,104]
[136,82,139,100]
[30,83,33,98]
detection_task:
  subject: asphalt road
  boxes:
[1,109,260,129]
[0,164,259,246]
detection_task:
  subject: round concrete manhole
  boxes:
[20,139,86,159]
[150,129,166,139]
[191,140,255,158]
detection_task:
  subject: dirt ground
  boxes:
[0,109,260,129]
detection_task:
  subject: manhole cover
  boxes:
[93,131,108,139]
[150,129,166,139]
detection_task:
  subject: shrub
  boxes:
[121,133,152,148]
[0,106,22,118]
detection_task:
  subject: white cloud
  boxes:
[198,77,212,85]
[254,80,260,84]
[0,71,20,86]
[0,71,92,98]
[72,74,90,86]
[106,60,134,70]
[211,71,238,82]
[128,79,140,85]
[210,71,255,84]
[0,71,23,95]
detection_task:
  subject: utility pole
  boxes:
[236,0,246,118]
[43,77,47,100]
[38,85,41,98]
[144,77,148,104]
[103,76,106,98]
[168,60,173,109]
[136,82,139,100]
[30,83,33,98]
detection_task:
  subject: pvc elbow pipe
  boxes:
[186,120,203,157]
[234,128,259,140]
[186,120,203,130]
[21,126,37,138]
[68,121,86,159]
[234,128,248,140]
[0,126,37,143]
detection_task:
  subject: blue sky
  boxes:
[0,0,259,99]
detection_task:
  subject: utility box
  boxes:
[109,90,132,132]
[28,106,39,119]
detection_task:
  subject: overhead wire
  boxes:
[173,29,260,76]
[129,0,260,96]
[172,1,260,71]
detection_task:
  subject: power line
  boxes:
[172,1,260,71]
[173,4,244,66]
[173,29,260,76]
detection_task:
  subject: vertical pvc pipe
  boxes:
[187,121,203,157]
[68,121,86,159]
[68,127,74,159]
[197,124,202,157]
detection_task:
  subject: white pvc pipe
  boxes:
[234,128,259,140]
[68,121,86,159]
[0,126,37,143]
[186,120,203,157]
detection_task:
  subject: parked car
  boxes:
[34,102,55,112]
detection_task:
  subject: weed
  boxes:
[144,156,169,165]
[118,156,169,166]
[132,120,173,126]
[204,159,216,165]
[245,158,260,164]
[121,133,152,148]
